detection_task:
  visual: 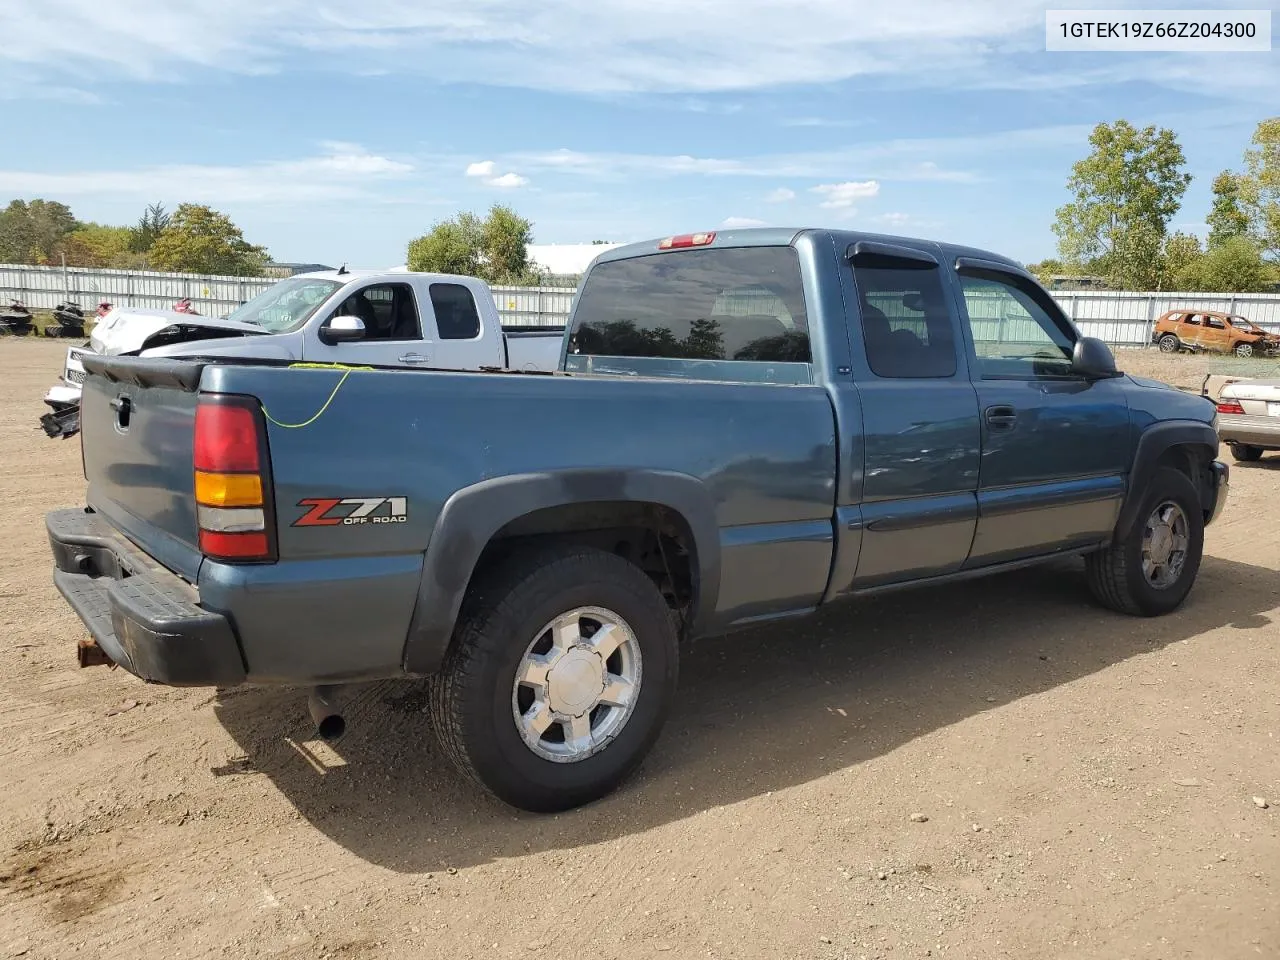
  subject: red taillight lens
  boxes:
[193,395,274,563]
[199,530,270,559]
[1216,400,1245,415]
[195,403,261,473]
[658,232,716,249]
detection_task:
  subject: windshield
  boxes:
[1228,315,1265,333]
[225,277,342,333]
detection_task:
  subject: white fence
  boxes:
[4,262,1280,345]
[0,263,577,330]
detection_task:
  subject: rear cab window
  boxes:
[565,246,812,384]
[849,251,958,379]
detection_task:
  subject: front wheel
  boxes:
[1158,334,1180,353]
[1085,467,1205,617]
[429,545,679,812]
[1234,342,1255,358]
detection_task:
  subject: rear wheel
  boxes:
[1158,334,1180,353]
[1229,443,1264,462]
[429,544,679,812]
[1086,467,1204,617]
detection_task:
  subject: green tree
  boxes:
[406,212,482,275]
[481,205,536,283]
[57,223,148,269]
[1025,258,1065,284]
[407,205,540,284]
[130,202,172,254]
[1206,171,1250,249]
[1052,120,1191,289]
[147,204,269,276]
[0,198,79,263]
[1240,117,1280,263]
[1171,235,1270,293]
[1159,231,1203,289]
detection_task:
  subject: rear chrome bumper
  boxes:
[46,508,246,687]
[1217,413,1280,449]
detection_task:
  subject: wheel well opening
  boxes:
[472,501,698,627]
[1154,445,1215,518]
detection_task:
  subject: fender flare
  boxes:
[401,468,721,674]
[1115,420,1219,541]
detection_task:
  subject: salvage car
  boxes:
[47,227,1228,812]
[1152,309,1280,358]
[1213,377,1280,461]
[38,269,564,437]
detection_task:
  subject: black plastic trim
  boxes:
[401,469,721,674]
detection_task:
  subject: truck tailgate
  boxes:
[79,356,206,582]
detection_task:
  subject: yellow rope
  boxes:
[259,362,372,429]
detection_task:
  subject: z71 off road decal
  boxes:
[293,497,408,527]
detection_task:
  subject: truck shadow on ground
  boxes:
[213,553,1280,873]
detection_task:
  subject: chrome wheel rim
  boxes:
[511,606,642,763]
[1141,500,1190,589]
[1236,343,1253,357]
[1159,337,1177,353]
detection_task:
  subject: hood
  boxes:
[91,308,269,355]
[1124,373,1179,392]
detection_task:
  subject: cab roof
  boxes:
[588,227,1025,273]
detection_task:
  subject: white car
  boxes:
[40,269,566,436]
[1215,377,1280,462]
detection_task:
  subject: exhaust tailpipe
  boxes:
[307,685,346,742]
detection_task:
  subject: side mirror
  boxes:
[319,315,366,344]
[1071,336,1119,379]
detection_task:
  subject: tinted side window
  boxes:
[429,283,481,340]
[568,247,811,366]
[333,283,421,340]
[851,255,957,378]
[957,270,1075,378]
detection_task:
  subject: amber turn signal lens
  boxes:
[194,470,263,508]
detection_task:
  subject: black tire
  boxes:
[1229,443,1264,463]
[429,544,679,812]
[1158,334,1180,353]
[1085,467,1204,617]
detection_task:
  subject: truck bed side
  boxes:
[200,362,839,677]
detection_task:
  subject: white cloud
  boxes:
[765,187,796,203]
[720,217,768,229]
[489,172,528,188]
[6,0,1271,100]
[812,180,880,209]
[0,142,413,204]
[503,124,1090,184]
[873,212,912,226]
[465,161,528,188]
[782,117,857,129]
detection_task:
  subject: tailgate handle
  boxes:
[110,395,132,429]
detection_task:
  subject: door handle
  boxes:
[398,353,431,364]
[985,404,1017,429]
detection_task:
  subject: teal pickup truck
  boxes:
[47,227,1228,812]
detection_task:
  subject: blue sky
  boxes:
[0,0,1275,268]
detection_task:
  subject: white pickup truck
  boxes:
[40,268,566,436]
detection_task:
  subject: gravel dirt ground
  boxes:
[1,338,1278,960]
